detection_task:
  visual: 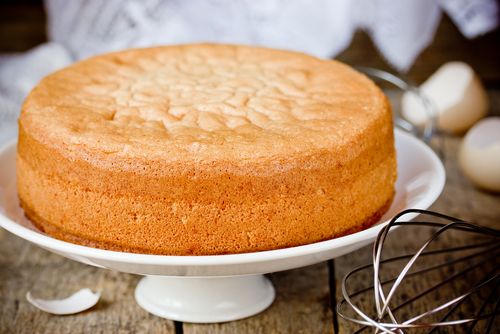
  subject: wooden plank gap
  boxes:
[328,260,339,334]
[174,320,184,334]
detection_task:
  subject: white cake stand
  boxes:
[0,129,445,323]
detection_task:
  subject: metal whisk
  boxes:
[337,209,500,333]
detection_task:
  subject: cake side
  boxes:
[17,97,395,255]
[19,191,394,255]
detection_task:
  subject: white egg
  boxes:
[459,117,500,192]
[402,62,489,133]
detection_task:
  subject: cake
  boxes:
[17,44,396,255]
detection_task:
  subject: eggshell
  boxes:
[459,117,500,192]
[402,62,489,133]
[26,288,100,315]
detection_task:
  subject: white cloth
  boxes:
[439,0,500,38]
[0,0,498,145]
[352,0,442,71]
[43,0,497,71]
[0,43,71,143]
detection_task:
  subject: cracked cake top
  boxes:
[19,44,389,172]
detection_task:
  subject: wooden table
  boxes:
[0,4,499,333]
[1,112,499,333]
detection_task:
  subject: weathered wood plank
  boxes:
[0,233,175,334]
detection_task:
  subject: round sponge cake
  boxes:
[17,44,396,255]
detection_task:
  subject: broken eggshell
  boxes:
[402,62,489,133]
[26,288,100,315]
[459,117,500,192]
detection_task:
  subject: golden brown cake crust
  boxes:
[17,44,397,255]
[20,196,392,254]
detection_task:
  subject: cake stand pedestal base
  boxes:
[134,274,275,323]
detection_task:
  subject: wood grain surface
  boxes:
[0,4,499,333]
